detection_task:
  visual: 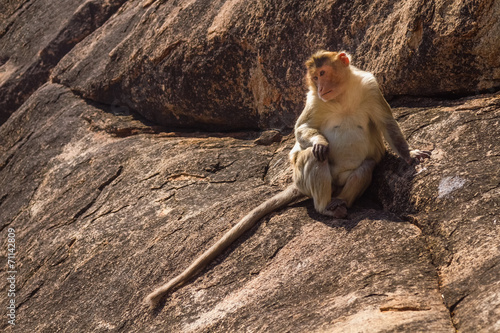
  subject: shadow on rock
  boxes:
[300,152,419,231]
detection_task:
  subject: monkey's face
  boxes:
[311,65,340,101]
[309,54,350,102]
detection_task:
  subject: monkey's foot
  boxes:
[324,198,348,219]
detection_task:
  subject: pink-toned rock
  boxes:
[0,0,499,331]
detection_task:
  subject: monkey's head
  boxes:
[305,50,351,102]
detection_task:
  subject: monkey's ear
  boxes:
[339,52,350,66]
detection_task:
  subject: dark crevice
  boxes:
[89,204,131,223]
[405,214,459,331]
[405,122,435,140]
[68,238,77,248]
[449,294,467,316]
[267,243,286,261]
[262,146,280,182]
[77,92,274,138]
[0,193,7,208]
[262,163,270,181]
[204,156,236,174]
[98,166,123,191]
[72,198,98,221]
[208,179,237,184]
[16,281,44,310]
[380,305,431,312]
[388,87,500,106]
[141,172,160,182]
[364,293,388,298]
[71,166,123,222]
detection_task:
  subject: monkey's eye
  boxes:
[319,70,325,76]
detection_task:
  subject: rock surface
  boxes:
[2,0,498,129]
[0,0,126,123]
[0,0,499,332]
[1,84,498,332]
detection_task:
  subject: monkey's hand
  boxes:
[313,143,329,162]
[408,149,432,164]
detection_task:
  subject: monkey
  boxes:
[145,50,430,309]
[290,50,430,218]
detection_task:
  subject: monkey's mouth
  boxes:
[320,90,333,100]
[321,90,333,97]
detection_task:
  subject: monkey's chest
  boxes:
[321,120,371,166]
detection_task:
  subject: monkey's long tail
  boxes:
[145,184,303,309]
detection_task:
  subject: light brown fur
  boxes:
[290,50,429,217]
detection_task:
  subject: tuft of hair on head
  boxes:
[305,50,337,70]
[305,50,352,70]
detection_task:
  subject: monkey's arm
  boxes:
[383,117,412,163]
[382,117,431,164]
[374,92,431,164]
[295,124,329,161]
[373,92,412,163]
[294,106,329,161]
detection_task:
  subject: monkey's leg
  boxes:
[293,148,333,214]
[336,158,377,208]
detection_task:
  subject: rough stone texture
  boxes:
[0,0,126,123]
[370,94,500,332]
[1,0,499,332]
[48,0,499,131]
[0,83,498,332]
